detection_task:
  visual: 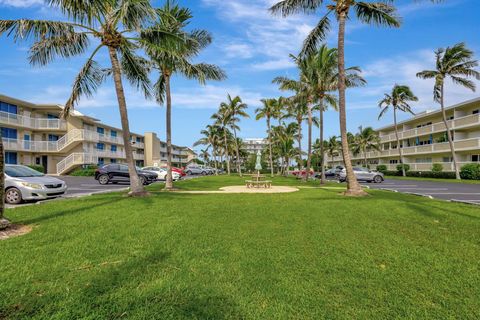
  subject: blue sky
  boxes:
[0,0,479,151]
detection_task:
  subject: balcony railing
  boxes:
[329,138,480,162]
[379,113,480,143]
[0,111,67,130]
[382,162,472,172]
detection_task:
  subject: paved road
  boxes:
[360,178,480,205]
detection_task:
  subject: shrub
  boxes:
[376,165,387,173]
[460,163,480,180]
[396,164,410,173]
[70,165,98,177]
[431,163,443,173]
[407,171,456,179]
[28,165,45,173]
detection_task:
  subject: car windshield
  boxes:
[6,165,44,177]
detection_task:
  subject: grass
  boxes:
[386,175,480,184]
[1,175,479,319]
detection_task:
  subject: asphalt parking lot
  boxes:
[361,178,480,205]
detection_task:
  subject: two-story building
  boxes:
[0,94,193,174]
[327,97,480,171]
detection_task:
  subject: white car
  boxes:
[142,166,181,181]
[5,165,68,204]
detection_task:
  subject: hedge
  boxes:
[27,165,45,173]
[69,165,98,177]
[384,170,456,179]
[460,163,480,180]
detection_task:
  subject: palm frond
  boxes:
[270,0,322,17]
[29,32,89,66]
[0,19,76,42]
[118,45,152,99]
[355,2,401,28]
[154,75,166,104]
[300,12,331,57]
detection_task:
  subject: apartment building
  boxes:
[0,94,194,175]
[244,138,267,154]
[144,132,197,167]
[327,97,480,171]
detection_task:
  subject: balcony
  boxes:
[96,150,126,159]
[382,162,472,172]
[133,153,145,160]
[379,113,480,143]
[131,141,145,149]
[329,138,480,162]
[97,133,124,145]
[0,111,67,130]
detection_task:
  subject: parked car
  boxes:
[338,167,384,183]
[315,168,337,179]
[95,164,157,185]
[142,166,181,181]
[171,167,186,177]
[185,164,208,175]
[291,169,315,177]
[4,164,67,204]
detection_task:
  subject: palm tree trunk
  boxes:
[337,12,365,196]
[233,127,242,176]
[319,105,326,184]
[267,117,274,177]
[213,146,218,175]
[393,108,406,177]
[440,85,460,179]
[297,118,303,171]
[306,105,313,181]
[224,133,230,175]
[108,47,145,196]
[0,136,9,229]
[165,74,174,190]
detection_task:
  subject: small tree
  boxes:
[432,163,443,173]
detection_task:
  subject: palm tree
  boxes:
[351,126,380,168]
[326,136,340,164]
[194,124,222,174]
[417,43,480,179]
[0,0,172,196]
[378,85,418,176]
[142,1,226,189]
[199,149,210,165]
[220,95,249,176]
[271,122,299,175]
[256,98,279,177]
[271,0,400,196]
[0,139,7,230]
[212,109,232,175]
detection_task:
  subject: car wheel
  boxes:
[201,171,207,176]
[5,188,23,204]
[139,176,146,185]
[98,174,110,185]
[186,171,192,175]
[373,175,383,183]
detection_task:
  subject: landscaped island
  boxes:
[1,175,478,319]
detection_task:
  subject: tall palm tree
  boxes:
[0,0,172,196]
[200,149,210,165]
[351,126,380,168]
[256,98,279,177]
[220,95,249,176]
[271,0,400,196]
[378,85,418,176]
[194,124,222,174]
[212,109,232,175]
[142,1,226,189]
[271,122,299,175]
[417,43,480,179]
[0,139,7,229]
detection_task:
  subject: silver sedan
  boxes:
[338,167,384,183]
[4,165,67,204]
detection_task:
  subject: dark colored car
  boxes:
[95,164,157,185]
[315,168,337,179]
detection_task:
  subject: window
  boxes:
[48,134,59,141]
[5,152,17,164]
[98,158,105,166]
[0,101,18,114]
[111,145,117,152]
[443,157,453,163]
[111,130,117,137]
[47,114,59,119]
[96,143,105,150]
[472,155,479,162]
[110,158,117,164]
[473,109,479,115]
[136,137,143,143]
[389,160,398,164]
[97,127,105,135]
[1,127,17,139]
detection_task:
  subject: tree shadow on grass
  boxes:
[19,196,127,225]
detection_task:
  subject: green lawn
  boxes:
[1,176,479,319]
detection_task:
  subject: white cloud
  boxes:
[222,43,254,59]
[0,0,43,7]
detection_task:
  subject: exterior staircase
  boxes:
[56,153,99,175]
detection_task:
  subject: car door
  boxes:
[353,167,367,181]
[117,164,131,182]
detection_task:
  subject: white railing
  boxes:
[380,113,480,143]
[56,153,98,175]
[133,153,145,160]
[131,142,144,149]
[382,162,472,172]
[96,150,127,159]
[0,111,67,130]
[98,133,124,145]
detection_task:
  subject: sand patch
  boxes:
[0,224,32,240]
[175,186,299,194]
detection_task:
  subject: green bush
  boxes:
[28,165,45,173]
[396,164,410,173]
[431,163,443,173]
[70,165,98,177]
[376,165,387,173]
[460,163,480,180]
